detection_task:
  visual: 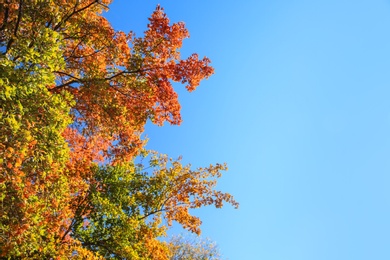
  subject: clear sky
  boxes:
[105,1,390,259]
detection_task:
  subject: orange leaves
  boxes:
[166,206,203,235]
[145,5,189,60]
[44,4,215,163]
[0,2,235,258]
[174,54,214,92]
[139,153,238,235]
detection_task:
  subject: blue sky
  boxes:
[106,1,390,259]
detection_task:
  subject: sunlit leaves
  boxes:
[0,1,236,258]
[0,26,73,257]
[70,154,237,259]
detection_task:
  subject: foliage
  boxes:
[68,153,237,259]
[0,22,74,257]
[0,1,237,259]
[167,234,222,260]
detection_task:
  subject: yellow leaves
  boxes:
[132,152,238,237]
[14,157,22,168]
[0,84,15,100]
[5,115,20,133]
[0,1,235,258]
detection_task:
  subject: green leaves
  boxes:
[71,164,166,259]
[0,1,236,259]
[0,6,74,257]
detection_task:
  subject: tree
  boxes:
[0,20,75,257]
[167,234,222,260]
[0,1,237,258]
[66,152,238,259]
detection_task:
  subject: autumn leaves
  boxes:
[0,1,236,258]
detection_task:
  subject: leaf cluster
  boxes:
[0,1,237,259]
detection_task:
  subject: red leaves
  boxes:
[174,54,214,92]
[146,6,189,60]
[53,5,215,162]
[1,2,234,258]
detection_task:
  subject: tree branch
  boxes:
[60,191,92,243]
[0,2,10,32]
[13,0,23,37]
[5,0,23,53]
[54,0,99,31]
